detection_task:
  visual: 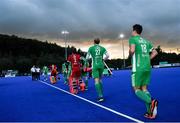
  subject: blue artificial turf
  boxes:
[0,67,180,122]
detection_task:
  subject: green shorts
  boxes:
[92,67,104,78]
[131,71,151,87]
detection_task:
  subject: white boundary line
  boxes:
[37,80,144,123]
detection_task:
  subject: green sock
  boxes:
[144,91,152,114]
[95,82,103,97]
[135,90,151,104]
[85,79,88,88]
[144,91,151,98]
[99,81,103,94]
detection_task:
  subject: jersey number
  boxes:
[95,47,101,55]
[141,44,147,53]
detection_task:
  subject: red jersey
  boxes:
[68,53,81,68]
[51,69,58,76]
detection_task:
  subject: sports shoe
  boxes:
[152,100,158,118]
[97,97,104,102]
[144,112,155,119]
[150,99,158,119]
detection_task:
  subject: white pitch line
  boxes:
[38,80,144,123]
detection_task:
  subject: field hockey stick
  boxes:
[103,61,113,75]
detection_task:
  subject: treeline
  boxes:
[0,34,180,74]
[0,34,83,74]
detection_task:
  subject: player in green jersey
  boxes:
[62,61,68,85]
[86,38,109,102]
[67,61,72,82]
[42,66,49,81]
[129,24,158,119]
[80,56,89,90]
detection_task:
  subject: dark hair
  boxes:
[133,24,143,34]
[94,38,100,44]
[72,48,77,54]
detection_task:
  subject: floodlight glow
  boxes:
[119,34,124,39]
[61,30,69,35]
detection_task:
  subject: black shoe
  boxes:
[97,97,104,102]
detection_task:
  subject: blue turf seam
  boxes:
[37,79,144,123]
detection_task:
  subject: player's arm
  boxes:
[129,37,135,57]
[129,44,135,57]
[149,41,158,60]
[103,51,109,60]
[150,49,158,60]
[86,52,91,60]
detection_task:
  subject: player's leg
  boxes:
[63,72,68,84]
[84,75,88,90]
[93,68,104,102]
[65,72,68,84]
[72,69,76,84]
[142,85,158,119]
[69,69,78,94]
[82,70,88,90]
[32,72,34,80]
[99,67,104,97]
[74,67,81,93]
[45,73,48,81]
[141,85,151,114]
[132,72,152,117]
[142,71,158,119]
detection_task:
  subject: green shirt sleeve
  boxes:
[148,41,154,52]
[129,37,136,45]
[86,47,92,59]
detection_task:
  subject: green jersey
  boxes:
[62,63,67,73]
[81,57,89,69]
[129,36,153,72]
[42,66,49,74]
[86,44,107,69]
[67,62,72,77]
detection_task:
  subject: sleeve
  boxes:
[103,48,109,60]
[129,37,136,45]
[149,41,154,52]
[86,48,92,60]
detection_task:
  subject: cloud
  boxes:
[0,0,179,56]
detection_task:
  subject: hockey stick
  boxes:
[103,61,113,75]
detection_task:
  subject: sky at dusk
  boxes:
[0,0,180,58]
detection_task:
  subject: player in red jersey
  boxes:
[68,49,81,82]
[67,48,83,93]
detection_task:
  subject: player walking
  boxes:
[129,24,158,119]
[68,48,82,93]
[86,38,109,102]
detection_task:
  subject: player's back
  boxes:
[131,36,153,71]
[89,44,106,68]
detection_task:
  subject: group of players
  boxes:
[61,50,91,94]
[32,24,159,119]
